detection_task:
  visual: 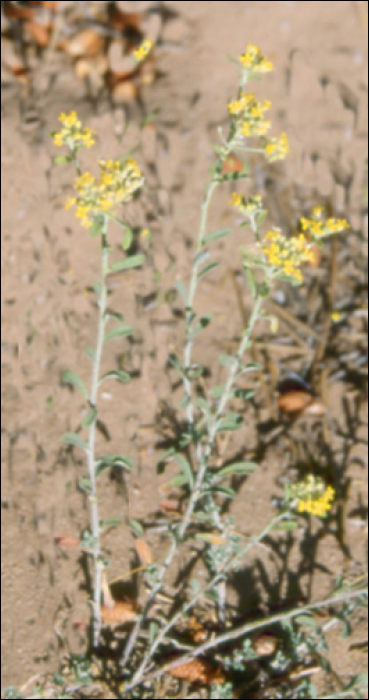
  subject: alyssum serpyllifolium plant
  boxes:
[52,41,363,696]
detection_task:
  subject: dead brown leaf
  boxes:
[169,658,225,685]
[135,537,153,565]
[101,599,139,625]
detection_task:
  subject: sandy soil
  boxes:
[1,0,368,695]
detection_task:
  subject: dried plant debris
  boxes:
[1,0,162,100]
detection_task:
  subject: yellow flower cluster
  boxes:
[65,159,143,228]
[230,192,263,215]
[239,44,274,73]
[300,206,349,238]
[289,475,335,518]
[53,111,95,149]
[228,93,272,137]
[133,38,153,62]
[262,229,315,283]
[264,132,289,162]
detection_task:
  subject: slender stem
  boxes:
[128,443,281,691]
[179,294,264,539]
[125,132,257,675]
[87,219,109,648]
[121,537,177,669]
[124,181,220,673]
[123,583,367,693]
[183,180,219,429]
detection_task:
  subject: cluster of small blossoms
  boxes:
[53,111,95,149]
[238,44,274,73]
[65,159,143,228]
[262,229,316,283]
[264,132,289,162]
[133,38,153,62]
[230,192,263,215]
[300,206,349,238]
[228,93,272,137]
[288,475,335,518]
[226,46,289,162]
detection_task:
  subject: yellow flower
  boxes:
[133,38,153,62]
[64,159,143,229]
[230,192,263,215]
[262,229,314,283]
[228,93,272,138]
[312,205,324,218]
[331,311,342,323]
[326,217,349,233]
[53,111,95,149]
[239,45,274,72]
[53,132,64,147]
[288,475,335,518]
[65,197,77,210]
[300,210,349,238]
[59,111,80,127]
[230,192,245,209]
[264,133,289,162]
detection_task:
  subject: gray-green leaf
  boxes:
[218,354,235,368]
[62,432,89,450]
[79,477,92,493]
[90,213,105,237]
[175,280,187,306]
[216,413,243,432]
[105,325,135,342]
[245,268,258,299]
[129,519,144,537]
[217,462,257,477]
[62,370,89,400]
[109,254,145,273]
[100,370,131,383]
[198,261,220,281]
[82,407,98,428]
[203,228,231,244]
[174,454,194,488]
[96,455,134,476]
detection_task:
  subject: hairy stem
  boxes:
[87,221,109,648]
[124,581,367,692]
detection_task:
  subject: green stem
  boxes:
[143,512,285,673]
[124,582,367,693]
[183,180,219,429]
[87,218,109,647]
[179,294,264,539]
[129,188,265,685]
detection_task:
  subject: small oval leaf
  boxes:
[90,213,105,237]
[62,432,89,450]
[79,477,92,493]
[62,370,89,400]
[198,261,220,281]
[105,325,135,342]
[246,267,258,299]
[96,455,134,476]
[109,254,145,273]
[203,228,231,244]
[82,407,98,428]
[216,413,243,433]
[175,281,187,306]
[174,454,194,488]
[218,354,234,367]
[129,519,144,537]
[217,462,257,477]
[122,225,133,250]
[101,370,131,383]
